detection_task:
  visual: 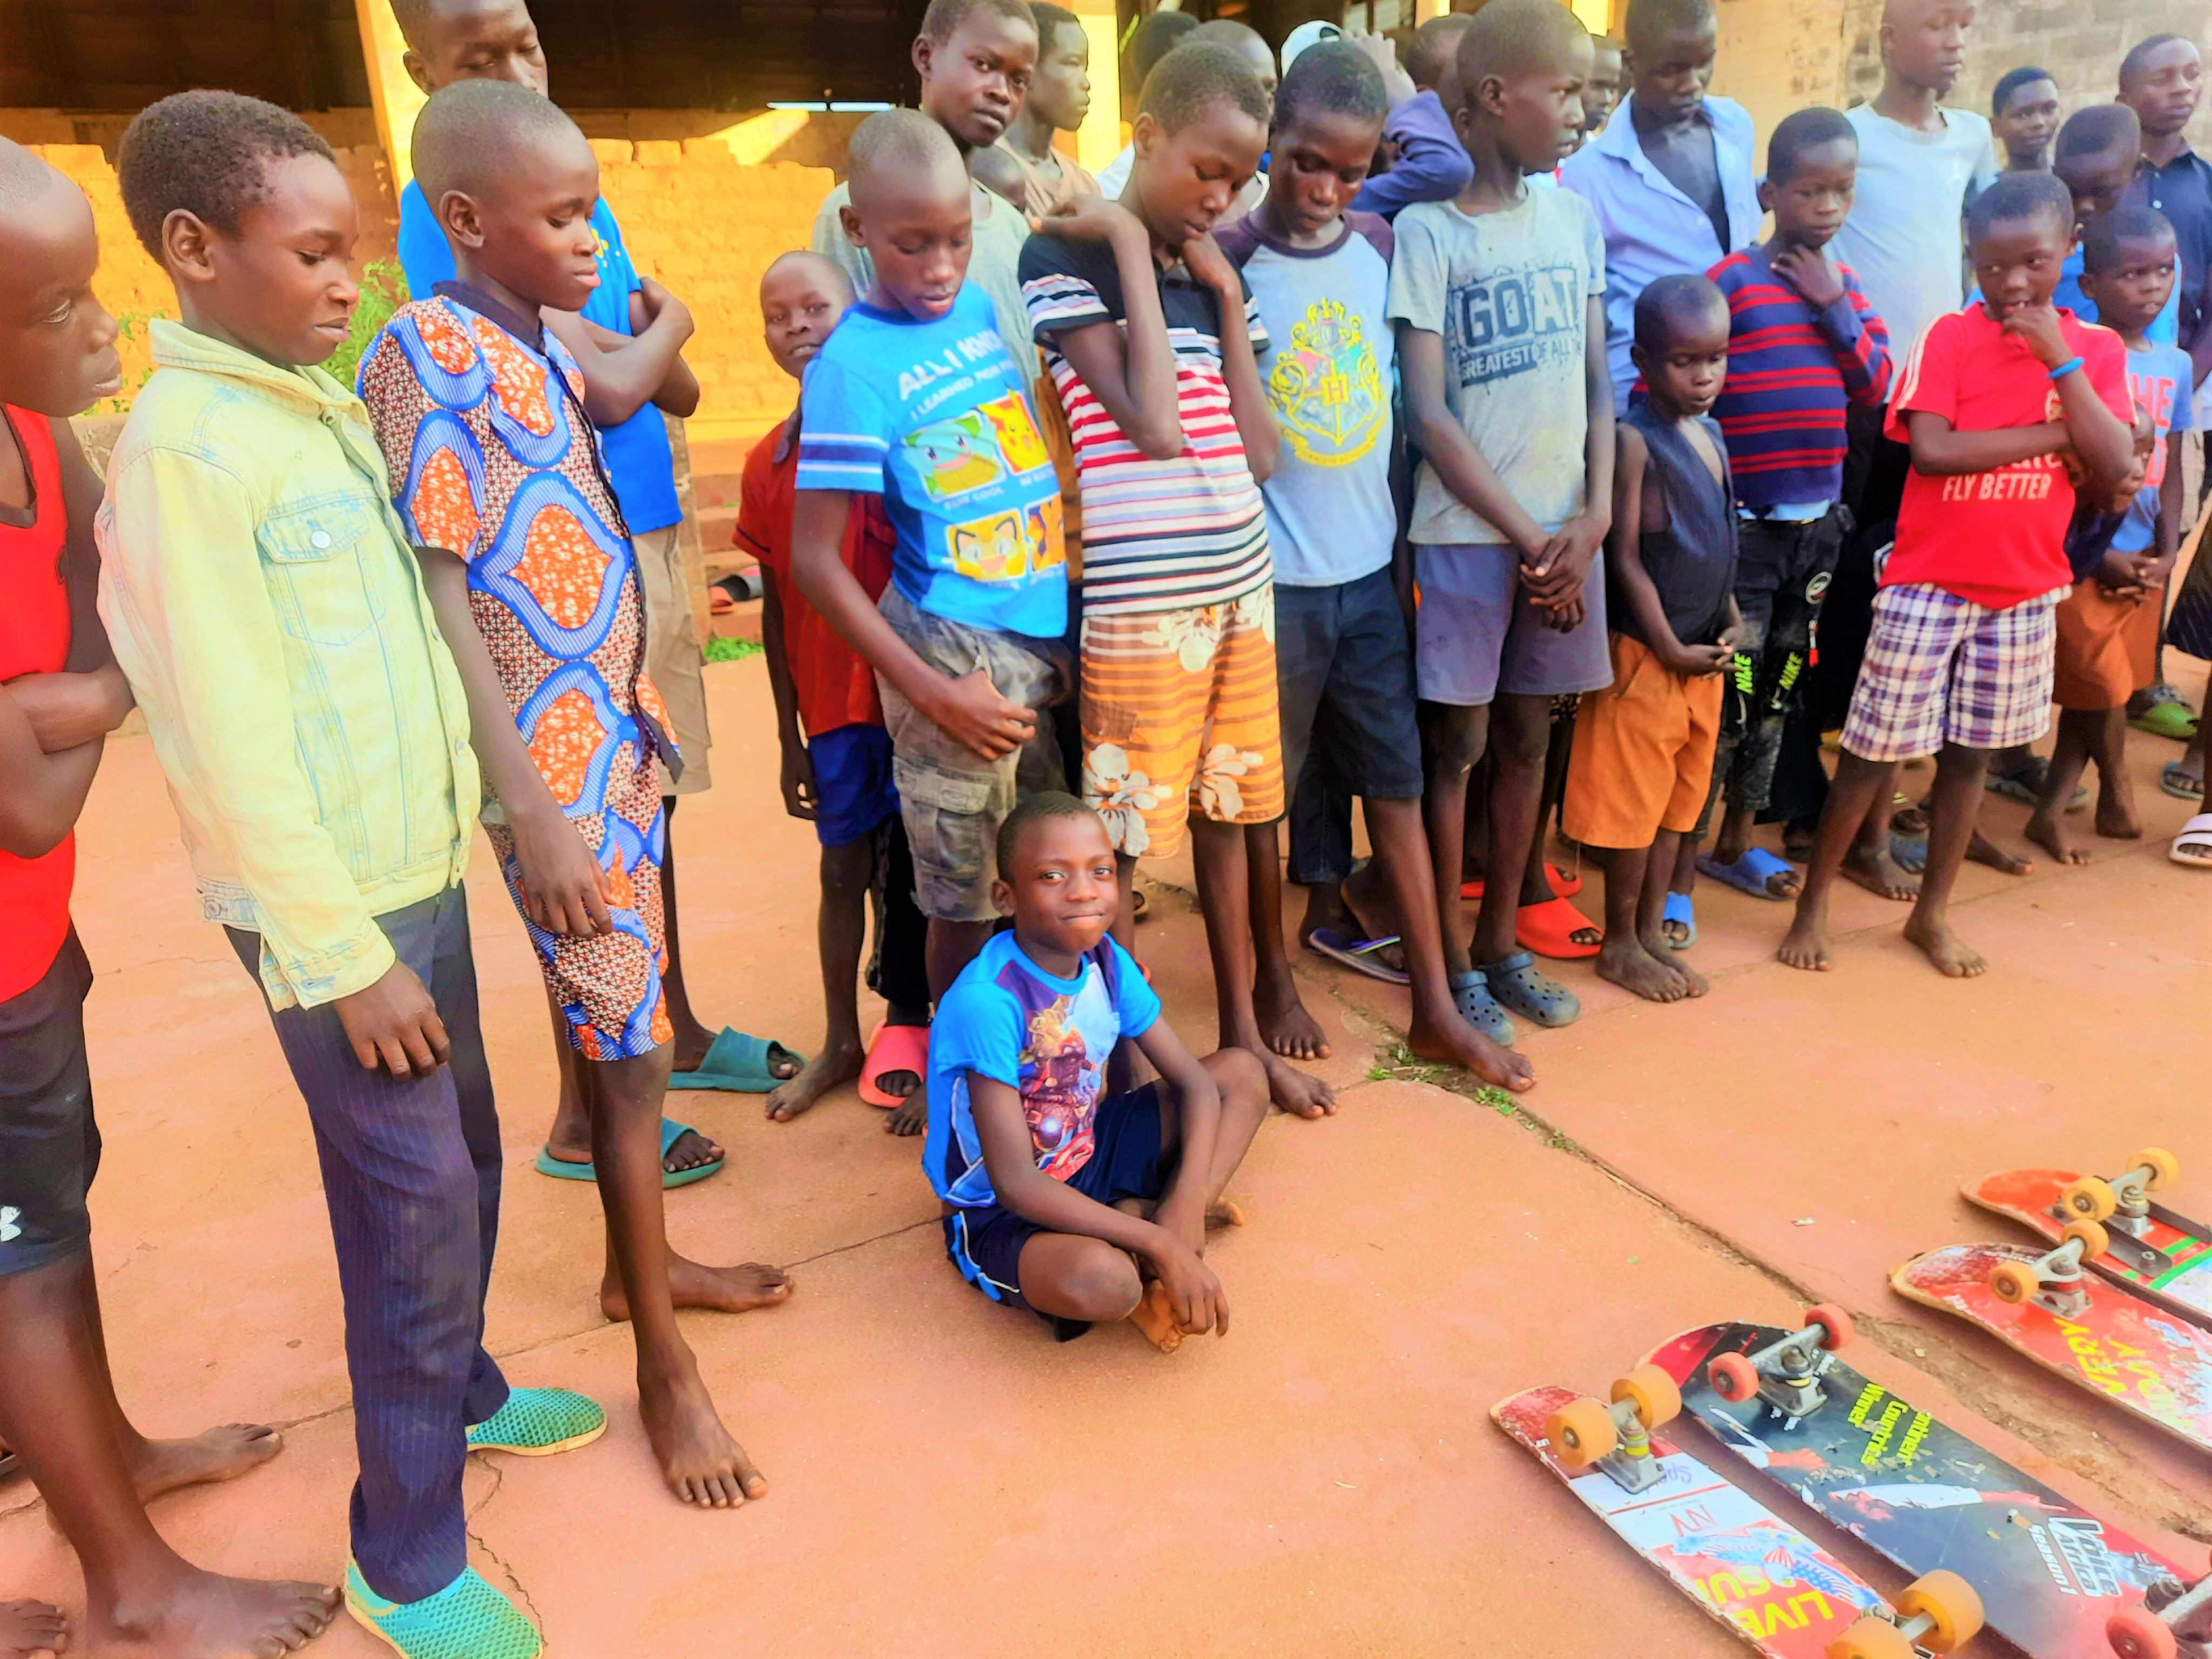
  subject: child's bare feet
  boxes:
[1594,936,1689,1003]
[603,1255,791,1321]
[1406,1006,1535,1092]
[1127,1280,1184,1353]
[1777,907,1833,972]
[1903,911,1987,977]
[1966,831,2033,874]
[1256,1049,1336,1119]
[637,1365,766,1509]
[1206,1198,1246,1228]
[1839,843,1919,900]
[131,1423,282,1503]
[881,1093,927,1136]
[545,1125,721,1176]
[2094,785,2141,841]
[2024,807,2088,866]
[1253,962,1330,1062]
[1,1599,65,1658]
[765,1035,862,1122]
[92,1569,337,1658]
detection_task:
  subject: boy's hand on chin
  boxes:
[930,666,1035,761]
[1042,194,1147,247]
[1768,245,1844,310]
[2001,301,2069,367]
[1179,231,1239,296]
[511,805,617,936]
[334,960,451,1077]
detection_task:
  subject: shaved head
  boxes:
[411,76,585,210]
[2054,101,2139,163]
[0,138,59,213]
[763,249,853,302]
[846,106,966,213]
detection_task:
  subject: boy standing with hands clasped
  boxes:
[1780,171,2133,978]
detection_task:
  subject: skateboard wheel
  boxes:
[1805,1302,1855,1350]
[2107,1604,2179,1659]
[2061,1218,2112,1260]
[2129,1147,2181,1192]
[1825,1616,1915,1659]
[1610,1364,1682,1431]
[1543,1395,1617,1469]
[1708,1351,1760,1404]
[1897,1569,1984,1650]
[1989,1261,2041,1304]
[2063,1175,2120,1222]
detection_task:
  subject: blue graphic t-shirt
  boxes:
[795,284,1067,639]
[925,930,1162,1211]
[396,181,681,536]
[2115,339,2196,555]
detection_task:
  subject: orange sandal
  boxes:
[1514,894,1602,960]
[859,1021,930,1109]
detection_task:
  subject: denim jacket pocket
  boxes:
[257,494,388,649]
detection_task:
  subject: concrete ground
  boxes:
[4,652,2208,1658]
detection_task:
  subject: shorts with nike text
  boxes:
[0,930,99,1277]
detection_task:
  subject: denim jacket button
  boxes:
[311,530,333,549]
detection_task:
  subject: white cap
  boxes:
[1280,19,1344,70]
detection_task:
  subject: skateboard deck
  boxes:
[1492,1386,1887,1656]
[1967,1169,2212,1326]
[1893,1244,2212,1451]
[1648,1322,2184,1658]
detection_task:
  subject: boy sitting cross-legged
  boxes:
[1779,171,2134,977]
[1020,43,1335,1118]
[746,251,936,1129]
[927,792,1267,1349]
[357,80,788,1513]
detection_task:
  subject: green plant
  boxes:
[100,309,165,414]
[703,635,762,664]
[326,260,405,392]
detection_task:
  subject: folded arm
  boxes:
[11,417,133,753]
[543,277,699,425]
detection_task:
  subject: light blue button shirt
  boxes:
[1560,92,1763,404]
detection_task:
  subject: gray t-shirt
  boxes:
[1386,188,1607,546]
[1831,104,1998,365]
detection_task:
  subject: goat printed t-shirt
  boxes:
[1883,305,2130,608]
[924,931,1162,1211]
[2113,340,2196,556]
[795,282,1067,639]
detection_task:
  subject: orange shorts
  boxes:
[1562,632,1723,849]
[2053,579,2161,711]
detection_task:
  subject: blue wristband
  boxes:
[2047,355,2084,380]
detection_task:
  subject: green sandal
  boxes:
[2130,686,2199,741]
[346,1562,541,1659]
[467,1387,606,1457]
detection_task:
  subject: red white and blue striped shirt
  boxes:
[1704,245,1892,514]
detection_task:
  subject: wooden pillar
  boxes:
[1066,0,1122,173]
[354,0,427,192]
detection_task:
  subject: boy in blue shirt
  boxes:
[792,110,1069,1002]
[926,792,1267,1348]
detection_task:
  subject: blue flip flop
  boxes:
[1889,831,1928,875]
[667,1027,804,1092]
[534,1117,724,1189]
[1448,968,1515,1045]
[1305,926,1411,985]
[1661,891,1697,950]
[1478,951,1580,1027]
[1695,847,1797,900]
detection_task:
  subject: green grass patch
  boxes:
[704,635,763,664]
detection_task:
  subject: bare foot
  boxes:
[1253,963,1330,1061]
[1903,911,1987,977]
[1258,1049,1336,1119]
[670,1016,718,1075]
[546,1125,723,1175]
[1594,938,1689,1003]
[2095,786,2141,841]
[2024,807,2088,866]
[882,1094,927,1136]
[1406,1006,1535,1092]
[1776,909,1833,972]
[133,1423,282,1504]
[637,1365,766,1508]
[1206,1198,1246,1228]
[1,1600,65,1659]
[94,1569,338,1658]
[765,1037,861,1123]
[1645,940,1708,998]
[1127,1280,1184,1353]
[1966,831,2034,875]
[603,1255,792,1321]
[1839,844,1920,901]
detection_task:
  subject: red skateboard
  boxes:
[1966,1153,2212,1329]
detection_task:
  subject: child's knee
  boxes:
[818,838,873,903]
[1422,708,1485,780]
[1487,705,1551,772]
[1203,1046,1268,1109]
[1056,1245,1144,1321]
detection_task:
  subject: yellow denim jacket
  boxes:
[98,321,480,1010]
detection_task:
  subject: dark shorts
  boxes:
[942,1083,1169,1313]
[1413,542,1613,705]
[0,931,99,1277]
[808,721,899,848]
[1276,568,1425,803]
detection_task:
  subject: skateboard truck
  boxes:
[1988,1220,2111,1319]
[1703,1304,1854,1421]
[1831,1569,1985,1658]
[2060,1148,2183,1245]
[1543,1365,1682,1495]
[2108,1562,2212,1659]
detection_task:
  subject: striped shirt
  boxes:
[1019,233,1273,617]
[1705,245,1892,514]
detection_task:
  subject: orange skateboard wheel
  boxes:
[1896,1569,1983,1650]
[1989,1261,2041,1304]
[2130,1147,2181,1192]
[1543,1395,1617,1469]
[2061,1218,2112,1260]
[1707,1351,1760,1404]
[2063,1175,2120,1222]
[1806,1302,1854,1350]
[2107,1604,2180,1659]
[1610,1364,1681,1431]
[1824,1616,1915,1659]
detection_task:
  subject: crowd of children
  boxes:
[0,0,2205,1651]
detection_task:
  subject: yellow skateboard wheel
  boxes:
[1989,1261,2041,1304]
[2130,1147,2181,1192]
[1897,1569,1983,1650]
[2062,1175,2119,1222]
[1543,1395,1617,1469]
[1610,1364,1681,1431]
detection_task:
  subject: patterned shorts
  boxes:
[1081,585,1284,862]
[1840,581,2065,763]
[487,750,672,1060]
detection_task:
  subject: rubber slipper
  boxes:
[534,1117,724,1189]
[668,1027,804,1092]
[1889,831,1928,875]
[1660,891,1696,950]
[859,1021,929,1108]
[1448,968,1515,1046]
[1696,847,1797,901]
[2171,813,2212,868]
[346,1560,540,1659]
[1305,926,1411,984]
[2131,700,2198,741]
[467,1387,606,1456]
[1478,950,1580,1027]
[1460,862,1582,901]
[2161,760,2204,801]
[1514,894,1601,959]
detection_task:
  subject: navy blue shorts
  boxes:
[0,932,99,1278]
[808,722,898,847]
[942,1083,1170,1313]
[1275,567,1425,802]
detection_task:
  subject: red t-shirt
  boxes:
[738,414,896,737]
[0,408,76,1002]
[1883,306,2132,609]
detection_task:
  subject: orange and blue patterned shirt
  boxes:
[358,282,678,820]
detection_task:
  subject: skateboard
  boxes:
[1966,1152,2212,1328]
[1493,1370,1980,1658]
[1892,1241,2212,1452]
[1647,1310,2192,1658]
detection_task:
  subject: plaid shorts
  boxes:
[1840,581,2065,763]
